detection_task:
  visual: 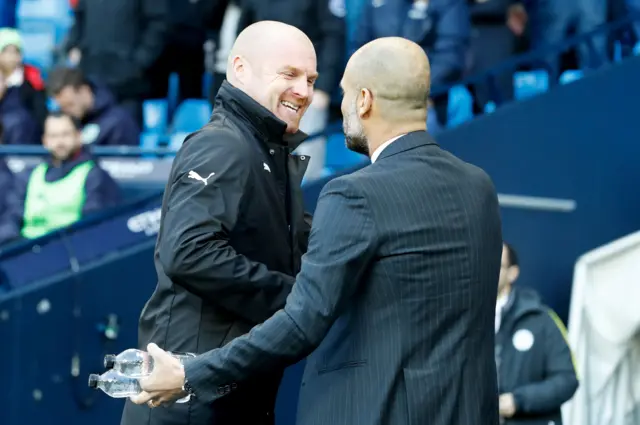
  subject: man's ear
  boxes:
[508,265,520,284]
[358,88,373,118]
[231,56,246,84]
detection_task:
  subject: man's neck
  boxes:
[367,121,426,157]
[497,286,511,300]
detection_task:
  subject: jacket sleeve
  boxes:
[158,129,296,324]
[429,0,471,86]
[100,109,141,146]
[82,166,122,214]
[315,0,346,94]
[134,0,168,70]
[183,176,378,403]
[512,310,579,414]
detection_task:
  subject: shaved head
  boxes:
[226,21,318,133]
[340,37,430,156]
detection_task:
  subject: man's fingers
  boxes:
[147,343,166,358]
[130,390,154,405]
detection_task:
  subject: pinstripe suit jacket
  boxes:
[183,131,503,425]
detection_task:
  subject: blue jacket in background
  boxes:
[0,158,14,217]
[352,0,470,87]
[0,86,41,144]
[81,82,141,146]
[0,148,122,245]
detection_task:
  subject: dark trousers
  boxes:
[148,42,206,101]
[469,25,517,110]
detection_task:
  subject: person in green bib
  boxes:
[0,111,121,245]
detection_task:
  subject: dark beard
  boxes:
[345,133,369,156]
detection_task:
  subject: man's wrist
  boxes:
[180,365,196,397]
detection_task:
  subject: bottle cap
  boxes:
[104,354,116,369]
[88,374,99,388]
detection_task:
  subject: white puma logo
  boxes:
[188,170,215,185]
[263,163,271,173]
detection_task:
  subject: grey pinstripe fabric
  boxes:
[183,131,503,425]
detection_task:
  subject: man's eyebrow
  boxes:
[278,66,319,80]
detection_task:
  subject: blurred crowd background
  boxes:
[0,1,639,425]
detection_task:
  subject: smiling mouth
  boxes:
[280,101,300,112]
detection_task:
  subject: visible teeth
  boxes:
[281,101,299,111]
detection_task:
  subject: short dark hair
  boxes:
[45,110,82,131]
[503,242,519,268]
[47,66,89,96]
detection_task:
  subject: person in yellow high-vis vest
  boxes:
[0,111,121,245]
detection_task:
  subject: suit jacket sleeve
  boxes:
[512,310,579,414]
[183,176,377,403]
[158,129,296,324]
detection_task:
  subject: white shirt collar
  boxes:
[370,134,405,163]
[495,291,510,333]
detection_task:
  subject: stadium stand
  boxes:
[0,7,639,425]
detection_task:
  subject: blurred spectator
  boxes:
[47,67,141,146]
[353,0,470,130]
[148,0,229,101]
[527,0,607,80]
[627,0,640,40]
[0,73,40,145]
[211,1,242,103]
[65,0,169,124]
[0,142,13,226]
[0,28,48,128]
[468,0,520,110]
[495,243,578,425]
[230,0,346,179]
[0,111,121,245]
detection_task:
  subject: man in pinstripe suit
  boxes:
[133,37,503,425]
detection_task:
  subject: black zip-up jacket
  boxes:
[120,81,312,425]
[496,287,579,425]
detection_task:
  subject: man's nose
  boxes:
[292,77,309,98]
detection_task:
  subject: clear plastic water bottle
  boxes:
[103,348,196,403]
[88,370,142,398]
[104,349,195,378]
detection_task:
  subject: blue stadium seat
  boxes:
[559,70,584,85]
[513,70,549,100]
[139,132,162,152]
[142,99,168,134]
[447,85,473,128]
[16,0,73,69]
[484,101,497,114]
[18,27,56,69]
[167,72,180,113]
[168,132,190,151]
[324,132,368,172]
[171,99,212,133]
[634,41,640,56]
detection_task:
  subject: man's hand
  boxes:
[129,343,187,408]
[507,4,527,36]
[499,393,517,418]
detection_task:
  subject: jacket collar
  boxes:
[376,130,438,162]
[214,81,308,150]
